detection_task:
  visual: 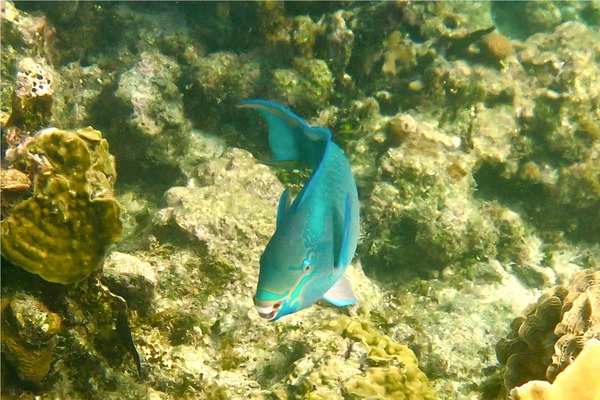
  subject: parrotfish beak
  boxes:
[253,297,282,321]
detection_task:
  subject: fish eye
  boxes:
[301,256,314,272]
[273,302,281,310]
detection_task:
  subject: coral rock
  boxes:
[1,127,122,284]
[480,32,513,61]
[1,293,62,385]
[0,168,31,216]
[102,251,157,315]
[6,58,55,131]
[14,57,54,99]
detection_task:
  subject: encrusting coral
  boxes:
[509,338,600,400]
[1,127,122,284]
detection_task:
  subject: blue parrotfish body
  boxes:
[238,100,360,321]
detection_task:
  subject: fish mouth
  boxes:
[256,308,278,320]
[254,298,281,321]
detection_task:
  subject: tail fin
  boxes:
[238,100,330,169]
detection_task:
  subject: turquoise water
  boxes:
[1,2,599,399]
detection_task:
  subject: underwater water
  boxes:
[1,1,599,399]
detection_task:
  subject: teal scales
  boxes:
[238,100,360,321]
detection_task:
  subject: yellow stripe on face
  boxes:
[237,103,302,128]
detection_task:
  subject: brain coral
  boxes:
[496,269,600,391]
[509,338,600,400]
[1,127,122,284]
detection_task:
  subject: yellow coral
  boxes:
[509,338,600,400]
[1,127,122,284]
[330,316,437,400]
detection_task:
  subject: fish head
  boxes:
[254,229,335,321]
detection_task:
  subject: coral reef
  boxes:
[496,269,600,392]
[1,127,122,284]
[495,286,567,391]
[2,1,600,399]
[509,338,600,400]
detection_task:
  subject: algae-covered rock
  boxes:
[102,251,157,316]
[191,52,262,108]
[114,50,192,174]
[117,51,187,138]
[269,58,334,116]
[155,147,283,280]
[1,127,122,284]
[360,111,495,275]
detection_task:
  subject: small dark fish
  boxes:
[115,310,142,377]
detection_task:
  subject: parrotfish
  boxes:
[238,100,360,321]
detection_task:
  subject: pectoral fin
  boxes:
[322,275,356,306]
[276,189,291,229]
